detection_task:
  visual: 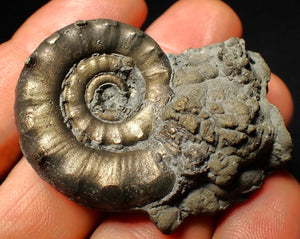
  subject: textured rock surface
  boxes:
[143,37,292,233]
[15,19,292,235]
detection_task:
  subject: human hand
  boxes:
[0,0,299,238]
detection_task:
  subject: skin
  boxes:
[0,0,299,238]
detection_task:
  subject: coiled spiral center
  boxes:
[60,53,148,147]
[86,74,129,121]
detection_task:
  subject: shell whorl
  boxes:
[61,53,154,146]
[15,19,174,209]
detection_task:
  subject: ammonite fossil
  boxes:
[15,19,292,234]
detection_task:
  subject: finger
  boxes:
[90,214,214,239]
[0,0,147,178]
[212,172,300,239]
[145,0,243,53]
[267,73,294,126]
[0,158,101,238]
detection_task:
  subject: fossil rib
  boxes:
[15,19,292,234]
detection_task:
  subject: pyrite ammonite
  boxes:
[15,19,292,234]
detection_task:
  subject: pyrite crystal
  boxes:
[15,19,292,234]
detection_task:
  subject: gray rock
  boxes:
[146,37,292,233]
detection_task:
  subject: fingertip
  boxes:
[91,213,215,239]
[213,171,300,239]
[146,0,242,53]
[267,73,294,126]
[90,214,165,239]
[171,215,215,239]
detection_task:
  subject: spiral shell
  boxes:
[15,19,175,209]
